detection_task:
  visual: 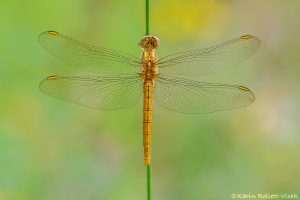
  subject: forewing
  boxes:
[39,31,140,74]
[157,35,260,76]
[154,75,255,113]
[39,75,142,109]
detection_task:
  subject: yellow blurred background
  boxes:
[0,0,300,199]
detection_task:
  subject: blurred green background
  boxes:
[1,0,300,199]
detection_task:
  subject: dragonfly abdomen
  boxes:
[143,79,154,164]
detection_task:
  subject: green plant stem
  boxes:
[146,0,151,200]
[147,164,151,200]
[146,0,149,35]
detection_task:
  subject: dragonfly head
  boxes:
[139,35,160,50]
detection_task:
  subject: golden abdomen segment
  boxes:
[143,79,154,164]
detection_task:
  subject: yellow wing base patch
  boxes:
[238,86,250,91]
[47,75,60,80]
[47,31,60,35]
[240,35,253,40]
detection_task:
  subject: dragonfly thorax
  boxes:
[140,64,158,80]
[139,35,159,81]
[139,35,160,50]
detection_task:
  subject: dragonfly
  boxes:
[39,31,260,164]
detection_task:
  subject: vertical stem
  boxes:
[147,164,151,200]
[145,1,151,200]
[146,0,149,35]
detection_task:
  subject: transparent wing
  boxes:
[157,35,260,76]
[39,75,142,109]
[154,75,255,113]
[39,31,140,74]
